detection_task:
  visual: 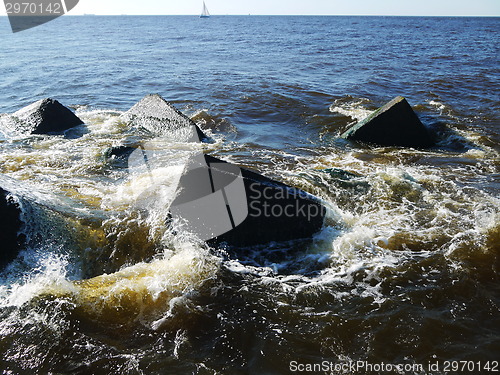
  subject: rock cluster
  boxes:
[0,94,328,269]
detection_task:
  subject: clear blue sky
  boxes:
[2,0,500,16]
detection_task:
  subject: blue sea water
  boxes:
[0,16,498,142]
[0,15,499,374]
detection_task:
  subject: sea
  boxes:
[0,15,499,374]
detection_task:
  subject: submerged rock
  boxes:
[341,96,434,148]
[121,94,209,142]
[104,145,136,163]
[169,154,326,248]
[319,168,370,193]
[0,187,24,269]
[7,98,84,135]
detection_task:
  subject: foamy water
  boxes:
[1,15,499,374]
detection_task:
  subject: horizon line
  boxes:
[6,14,497,17]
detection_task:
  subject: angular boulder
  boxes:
[121,94,209,142]
[169,154,326,247]
[0,187,24,269]
[341,96,434,148]
[9,98,84,135]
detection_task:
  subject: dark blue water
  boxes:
[1,16,498,142]
[0,15,499,374]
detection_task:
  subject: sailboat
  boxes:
[200,1,210,18]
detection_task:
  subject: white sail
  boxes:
[200,1,210,18]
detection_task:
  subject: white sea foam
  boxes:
[329,97,372,121]
[0,254,75,308]
[1,240,220,329]
[1,101,498,337]
[429,100,446,111]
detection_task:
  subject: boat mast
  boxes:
[201,1,210,18]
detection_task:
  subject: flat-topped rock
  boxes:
[341,96,434,148]
[8,98,84,135]
[169,154,326,247]
[121,94,209,142]
[0,187,24,269]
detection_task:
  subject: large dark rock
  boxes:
[9,98,84,135]
[341,96,434,148]
[0,188,24,269]
[169,154,326,247]
[121,94,209,142]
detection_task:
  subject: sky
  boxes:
[1,0,499,16]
